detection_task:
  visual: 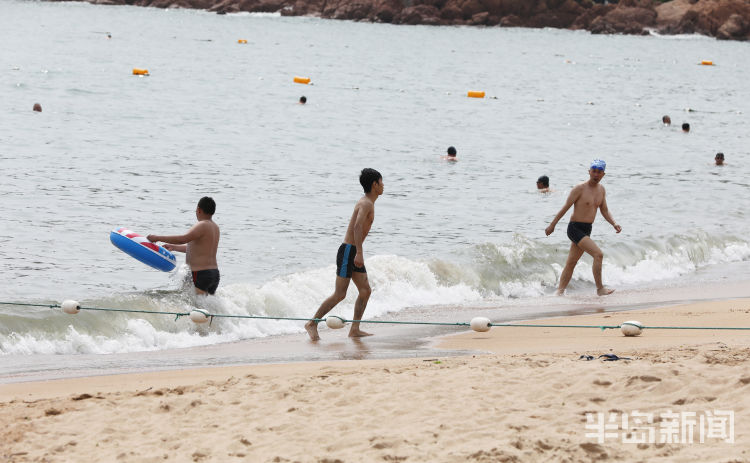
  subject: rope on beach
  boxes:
[3,300,750,337]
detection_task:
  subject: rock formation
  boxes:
[50,0,750,40]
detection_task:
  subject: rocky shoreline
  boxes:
[51,0,750,40]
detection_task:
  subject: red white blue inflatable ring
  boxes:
[110,227,177,272]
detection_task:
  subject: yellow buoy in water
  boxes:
[700,60,714,66]
[294,76,311,84]
[467,91,485,98]
[238,39,247,44]
[132,68,149,76]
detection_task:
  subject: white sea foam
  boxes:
[1,233,749,355]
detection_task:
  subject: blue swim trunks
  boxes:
[336,243,366,278]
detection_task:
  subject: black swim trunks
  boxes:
[336,243,366,278]
[192,269,220,295]
[567,222,593,244]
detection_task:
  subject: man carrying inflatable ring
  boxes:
[148,197,221,295]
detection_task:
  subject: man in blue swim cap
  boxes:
[545,159,621,296]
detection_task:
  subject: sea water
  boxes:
[1,1,749,374]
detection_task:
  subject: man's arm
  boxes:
[163,244,188,253]
[147,223,204,245]
[599,191,622,233]
[353,202,373,268]
[545,186,581,236]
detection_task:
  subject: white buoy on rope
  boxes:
[325,316,346,329]
[470,317,491,332]
[189,309,210,324]
[620,320,643,337]
[61,300,80,314]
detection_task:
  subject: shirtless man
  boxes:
[545,160,621,296]
[147,197,221,295]
[305,168,384,341]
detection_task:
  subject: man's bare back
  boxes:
[343,196,374,268]
[185,220,220,271]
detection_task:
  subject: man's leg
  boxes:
[557,242,585,295]
[305,276,350,341]
[576,237,614,295]
[349,271,373,338]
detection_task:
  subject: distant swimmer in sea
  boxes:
[682,123,690,133]
[305,168,384,341]
[715,152,725,166]
[662,115,671,125]
[545,159,621,296]
[299,96,306,104]
[537,175,550,193]
[147,197,221,295]
[33,103,42,112]
[441,146,457,161]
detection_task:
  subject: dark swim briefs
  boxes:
[336,243,366,278]
[567,222,593,244]
[192,269,220,295]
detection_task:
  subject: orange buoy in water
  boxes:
[238,39,247,44]
[467,91,485,98]
[132,68,149,76]
[700,60,714,66]
[294,76,311,84]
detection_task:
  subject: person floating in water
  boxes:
[299,96,306,104]
[33,103,42,112]
[662,115,671,125]
[545,160,621,296]
[682,123,690,133]
[442,146,457,161]
[305,169,384,341]
[537,175,550,193]
[715,152,725,166]
[148,197,221,295]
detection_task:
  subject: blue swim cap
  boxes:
[590,159,606,171]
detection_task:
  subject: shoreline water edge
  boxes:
[3,274,750,383]
[2,297,749,461]
[47,0,750,41]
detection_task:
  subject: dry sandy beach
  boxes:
[2,299,750,462]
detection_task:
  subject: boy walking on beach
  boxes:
[305,168,384,341]
[148,197,221,295]
[545,160,621,296]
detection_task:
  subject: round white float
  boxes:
[189,309,210,324]
[470,317,491,332]
[325,316,346,329]
[61,300,80,315]
[621,320,643,337]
